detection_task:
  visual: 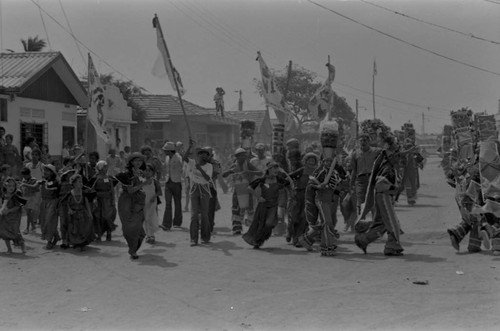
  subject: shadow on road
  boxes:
[148,241,176,249]
[334,251,447,263]
[202,240,244,256]
[257,247,311,255]
[136,253,178,268]
[94,240,128,248]
[397,204,444,208]
[58,245,122,258]
[0,251,38,259]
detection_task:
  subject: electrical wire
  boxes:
[484,0,500,5]
[307,0,500,77]
[58,0,86,67]
[36,0,52,50]
[167,0,255,59]
[29,0,149,92]
[361,0,500,46]
[166,1,449,114]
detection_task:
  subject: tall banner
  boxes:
[308,63,335,122]
[152,15,186,96]
[256,51,283,111]
[87,54,109,142]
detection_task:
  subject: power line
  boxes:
[167,0,255,59]
[484,0,500,5]
[168,0,457,116]
[29,0,149,92]
[36,0,52,50]
[307,0,500,77]
[180,0,256,55]
[361,0,500,46]
[58,0,86,67]
[185,0,265,55]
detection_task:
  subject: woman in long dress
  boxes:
[115,152,149,260]
[0,178,27,254]
[61,174,95,251]
[90,161,117,242]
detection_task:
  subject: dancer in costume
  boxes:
[242,161,292,248]
[222,148,261,235]
[287,152,319,246]
[115,153,148,260]
[299,120,346,256]
[350,133,381,214]
[0,178,27,254]
[89,161,117,242]
[61,174,95,251]
[354,135,405,256]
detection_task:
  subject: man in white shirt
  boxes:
[183,140,213,246]
[160,142,184,230]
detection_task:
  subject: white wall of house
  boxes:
[85,85,134,157]
[0,95,77,156]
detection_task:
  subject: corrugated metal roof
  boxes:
[130,94,239,126]
[130,94,205,121]
[0,52,60,90]
[225,110,268,128]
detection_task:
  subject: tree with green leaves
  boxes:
[98,73,146,123]
[253,64,354,132]
[21,36,47,52]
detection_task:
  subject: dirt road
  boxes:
[1,157,499,331]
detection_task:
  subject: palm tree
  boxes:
[21,36,47,52]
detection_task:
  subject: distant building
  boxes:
[129,94,239,151]
[77,84,135,156]
[0,52,87,159]
[225,109,273,147]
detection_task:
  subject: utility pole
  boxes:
[356,99,359,138]
[234,90,243,111]
[422,111,425,135]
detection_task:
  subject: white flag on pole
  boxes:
[256,51,284,112]
[152,15,186,96]
[87,54,109,142]
[308,63,336,121]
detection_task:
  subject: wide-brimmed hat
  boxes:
[140,145,152,153]
[162,142,176,151]
[41,164,58,176]
[254,143,265,150]
[196,147,210,155]
[96,160,108,171]
[303,152,319,163]
[234,147,247,155]
[266,161,279,169]
[127,152,145,164]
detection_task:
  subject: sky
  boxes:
[0,0,499,134]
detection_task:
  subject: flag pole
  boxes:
[327,55,332,120]
[154,14,192,140]
[372,58,376,119]
[85,53,91,155]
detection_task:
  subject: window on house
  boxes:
[0,99,7,122]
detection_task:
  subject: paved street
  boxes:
[1,157,499,331]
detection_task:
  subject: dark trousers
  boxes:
[190,185,211,243]
[208,186,218,232]
[162,180,183,229]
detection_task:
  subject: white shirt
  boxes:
[186,159,213,185]
[23,146,32,163]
